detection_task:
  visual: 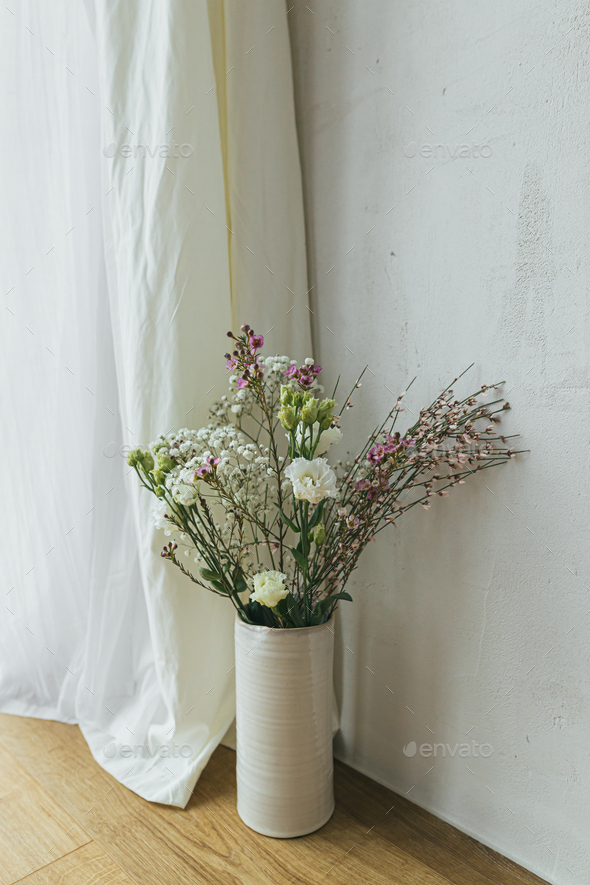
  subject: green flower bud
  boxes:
[293,392,303,409]
[280,384,294,406]
[317,397,336,421]
[154,487,166,498]
[317,398,336,430]
[278,405,299,431]
[142,452,155,472]
[300,398,319,425]
[157,454,174,472]
[152,469,166,485]
[309,524,326,546]
[127,450,138,467]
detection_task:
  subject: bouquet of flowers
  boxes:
[128,325,517,628]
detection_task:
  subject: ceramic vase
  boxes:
[234,617,335,838]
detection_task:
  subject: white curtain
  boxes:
[0,0,310,806]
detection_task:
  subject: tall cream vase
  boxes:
[234,616,335,838]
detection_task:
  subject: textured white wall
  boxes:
[289,2,590,882]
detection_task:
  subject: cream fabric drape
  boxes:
[0,0,309,806]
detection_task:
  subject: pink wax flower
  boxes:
[367,444,386,463]
[197,456,220,478]
[284,362,322,388]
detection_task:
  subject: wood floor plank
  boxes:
[12,842,136,884]
[333,760,549,885]
[191,745,460,885]
[0,741,91,885]
[0,713,548,885]
[0,715,454,884]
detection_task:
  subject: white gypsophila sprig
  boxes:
[147,420,283,582]
[151,498,178,537]
[208,354,292,425]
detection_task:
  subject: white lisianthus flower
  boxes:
[293,422,343,456]
[315,426,343,456]
[250,570,289,608]
[285,457,338,506]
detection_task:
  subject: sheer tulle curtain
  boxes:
[0,0,309,806]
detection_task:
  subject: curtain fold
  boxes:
[207,0,310,345]
[0,0,310,806]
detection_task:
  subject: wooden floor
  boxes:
[0,713,547,885]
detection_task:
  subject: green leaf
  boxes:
[274,504,300,533]
[275,596,304,628]
[244,598,281,628]
[277,593,304,627]
[199,567,231,595]
[234,574,248,594]
[308,499,326,529]
[331,591,353,603]
[311,591,352,624]
[288,595,305,627]
[274,596,290,620]
[290,547,308,571]
[199,567,223,582]
[232,566,248,594]
[261,605,280,628]
[244,599,266,625]
[275,595,299,627]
